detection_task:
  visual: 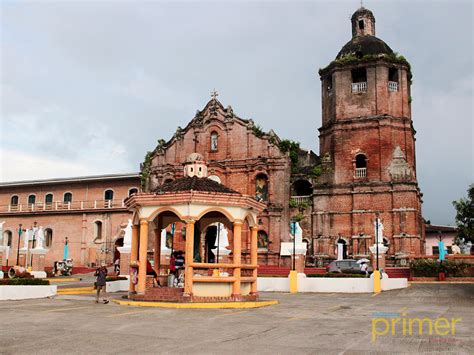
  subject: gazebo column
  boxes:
[250,226,258,295]
[232,221,243,299]
[184,220,195,296]
[137,219,149,294]
[153,229,161,275]
[129,224,139,293]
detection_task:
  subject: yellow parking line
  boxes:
[0,302,50,310]
[214,310,249,318]
[107,310,155,318]
[42,306,93,313]
[287,316,308,321]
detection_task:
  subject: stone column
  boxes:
[129,224,139,293]
[153,229,161,275]
[232,221,242,299]
[137,220,149,294]
[184,220,195,295]
[250,226,258,295]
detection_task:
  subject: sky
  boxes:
[1,0,473,226]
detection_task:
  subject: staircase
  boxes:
[385,268,411,279]
[132,287,189,302]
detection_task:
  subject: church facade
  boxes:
[0,7,425,270]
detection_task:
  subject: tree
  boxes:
[452,184,474,243]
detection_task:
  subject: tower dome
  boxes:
[336,7,393,59]
[336,35,393,59]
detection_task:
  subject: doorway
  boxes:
[337,238,348,260]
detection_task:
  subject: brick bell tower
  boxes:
[313,7,424,263]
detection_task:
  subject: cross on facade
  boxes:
[211,89,219,100]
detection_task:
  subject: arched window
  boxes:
[210,131,218,151]
[45,228,53,248]
[292,180,313,196]
[255,174,269,202]
[104,190,114,201]
[164,178,174,184]
[355,154,367,178]
[257,231,269,250]
[28,194,36,204]
[128,188,138,196]
[45,193,53,204]
[10,195,18,206]
[94,221,103,240]
[3,231,12,247]
[64,192,72,203]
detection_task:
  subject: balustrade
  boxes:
[352,82,367,93]
[2,199,126,213]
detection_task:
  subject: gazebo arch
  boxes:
[123,154,266,302]
[148,206,186,224]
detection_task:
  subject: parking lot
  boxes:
[0,283,473,354]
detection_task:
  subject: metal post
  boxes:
[16,224,22,266]
[216,223,220,263]
[375,214,379,271]
[170,223,175,257]
[291,221,296,271]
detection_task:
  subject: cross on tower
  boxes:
[211,89,219,100]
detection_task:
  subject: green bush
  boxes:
[307,273,367,278]
[409,258,470,277]
[0,278,50,285]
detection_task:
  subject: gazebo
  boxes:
[124,154,266,302]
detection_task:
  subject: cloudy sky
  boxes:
[1,0,472,225]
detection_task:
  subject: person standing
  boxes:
[95,264,109,304]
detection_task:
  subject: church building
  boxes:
[0,7,425,271]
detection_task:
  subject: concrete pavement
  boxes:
[0,284,472,354]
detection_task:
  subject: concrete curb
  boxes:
[57,287,95,295]
[409,281,474,284]
[47,278,82,283]
[112,299,279,309]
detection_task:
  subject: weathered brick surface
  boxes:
[315,14,423,258]
[0,176,138,268]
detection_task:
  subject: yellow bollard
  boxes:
[289,270,298,293]
[373,270,381,293]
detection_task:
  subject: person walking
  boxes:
[95,263,109,304]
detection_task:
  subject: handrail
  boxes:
[191,262,257,269]
[2,199,127,213]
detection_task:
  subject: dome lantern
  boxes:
[351,7,376,37]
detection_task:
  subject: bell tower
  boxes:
[351,7,376,37]
[313,7,424,260]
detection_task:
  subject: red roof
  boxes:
[154,176,241,195]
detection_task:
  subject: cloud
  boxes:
[0,0,472,225]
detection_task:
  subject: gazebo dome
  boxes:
[186,153,205,162]
[155,176,240,195]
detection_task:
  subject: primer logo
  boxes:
[371,310,462,342]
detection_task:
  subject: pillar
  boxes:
[137,220,149,294]
[184,220,195,295]
[153,229,161,275]
[250,226,258,295]
[129,224,139,293]
[232,221,242,298]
